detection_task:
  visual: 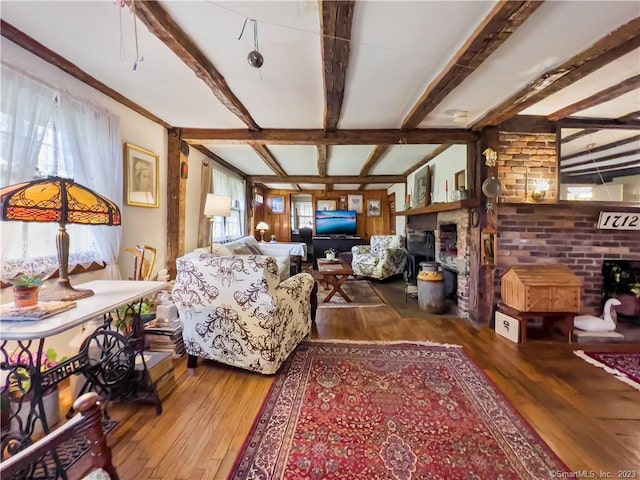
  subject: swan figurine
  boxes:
[573,298,621,332]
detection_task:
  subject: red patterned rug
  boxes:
[230,341,567,479]
[574,350,640,391]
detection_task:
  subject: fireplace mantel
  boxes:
[397,198,480,216]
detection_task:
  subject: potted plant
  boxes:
[9,274,44,309]
[8,347,66,435]
[324,248,337,260]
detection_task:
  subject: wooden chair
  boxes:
[124,245,156,281]
[0,392,119,479]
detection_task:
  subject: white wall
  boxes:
[1,39,169,357]
[406,144,467,207]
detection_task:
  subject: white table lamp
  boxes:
[204,194,231,250]
[256,221,269,242]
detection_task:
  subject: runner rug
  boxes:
[574,350,640,391]
[230,340,567,480]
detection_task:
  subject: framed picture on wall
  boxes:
[413,168,428,207]
[367,199,381,217]
[347,194,363,213]
[272,195,285,214]
[125,143,159,208]
[317,199,337,211]
[454,169,466,190]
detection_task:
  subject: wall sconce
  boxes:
[532,180,550,202]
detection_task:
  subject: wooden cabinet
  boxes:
[501,265,583,312]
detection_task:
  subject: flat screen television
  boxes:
[315,210,357,236]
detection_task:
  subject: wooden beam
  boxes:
[560,111,640,143]
[548,75,640,121]
[180,128,478,145]
[166,129,186,279]
[250,144,287,177]
[132,1,260,131]
[321,0,355,131]
[189,145,247,179]
[561,148,640,168]
[499,115,556,133]
[561,134,640,161]
[317,145,327,177]
[359,145,390,176]
[0,20,171,128]
[248,175,405,184]
[402,1,543,129]
[559,117,640,129]
[473,17,640,129]
[403,144,452,176]
[562,165,640,184]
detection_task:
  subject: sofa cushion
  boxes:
[233,245,254,255]
[211,243,233,256]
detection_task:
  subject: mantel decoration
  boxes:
[0,176,121,301]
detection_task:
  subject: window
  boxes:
[212,170,245,242]
[1,66,122,280]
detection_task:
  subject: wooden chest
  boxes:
[500,265,583,312]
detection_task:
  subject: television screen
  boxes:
[315,210,357,236]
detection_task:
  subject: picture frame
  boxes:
[125,143,159,208]
[271,195,285,214]
[347,194,363,213]
[367,199,381,217]
[454,169,466,190]
[413,168,428,207]
[317,199,337,211]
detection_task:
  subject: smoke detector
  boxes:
[452,110,469,124]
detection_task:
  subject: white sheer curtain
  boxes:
[59,95,122,279]
[0,67,56,276]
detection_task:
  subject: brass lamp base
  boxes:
[38,280,94,302]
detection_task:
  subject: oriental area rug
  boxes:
[574,350,640,391]
[230,340,567,480]
[317,280,386,307]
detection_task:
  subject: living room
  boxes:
[1,2,639,479]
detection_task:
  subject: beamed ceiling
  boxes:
[1,1,639,191]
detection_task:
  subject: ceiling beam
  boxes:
[0,20,171,128]
[559,117,640,129]
[132,1,260,131]
[404,144,452,176]
[560,111,640,143]
[248,175,405,184]
[561,134,640,161]
[561,166,640,184]
[402,1,543,129]
[250,144,287,177]
[473,17,640,129]
[190,145,247,179]
[317,145,327,177]
[547,75,640,121]
[359,145,390,176]
[561,148,640,168]
[320,0,355,131]
[180,128,477,145]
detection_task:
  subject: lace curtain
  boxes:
[0,64,122,280]
[212,169,246,241]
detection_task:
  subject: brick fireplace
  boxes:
[436,209,471,316]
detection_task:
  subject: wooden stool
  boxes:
[496,302,576,344]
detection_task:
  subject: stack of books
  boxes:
[144,320,185,358]
[135,351,176,401]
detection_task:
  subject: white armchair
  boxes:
[351,235,407,281]
[172,252,316,374]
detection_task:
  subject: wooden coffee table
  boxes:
[317,259,353,303]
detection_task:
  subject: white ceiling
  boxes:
[1,0,638,190]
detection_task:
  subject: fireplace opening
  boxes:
[406,231,435,286]
[602,259,640,323]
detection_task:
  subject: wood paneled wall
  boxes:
[254,189,391,243]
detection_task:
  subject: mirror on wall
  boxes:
[559,125,640,202]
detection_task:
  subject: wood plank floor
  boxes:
[74,303,639,480]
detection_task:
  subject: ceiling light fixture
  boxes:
[239,17,264,70]
[452,110,469,124]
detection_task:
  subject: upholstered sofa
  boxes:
[173,251,316,374]
[351,234,407,281]
[194,235,292,281]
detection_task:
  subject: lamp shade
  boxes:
[0,176,121,301]
[204,194,231,217]
[256,222,269,231]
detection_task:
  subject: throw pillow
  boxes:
[210,243,232,256]
[233,245,254,255]
[244,243,262,255]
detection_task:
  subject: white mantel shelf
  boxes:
[396,198,480,217]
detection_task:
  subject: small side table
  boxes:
[496,302,576,343]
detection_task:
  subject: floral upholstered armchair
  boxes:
[172,252,316,375]
[351,235,407,281]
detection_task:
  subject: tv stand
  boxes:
[312,236,364,268]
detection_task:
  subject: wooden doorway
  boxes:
[387,193,396,235]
